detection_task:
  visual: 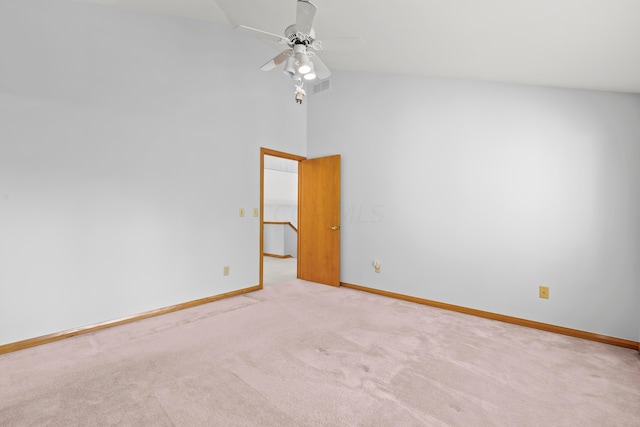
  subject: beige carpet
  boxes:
[1,280,639,426]
[263,256,297,286]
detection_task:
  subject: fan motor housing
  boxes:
[285,24,315,45]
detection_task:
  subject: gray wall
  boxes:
[0,0,306,345]
[263,224,285,256]
[262,223,297,258]
[308,71,640,342]
[284,226,298,258]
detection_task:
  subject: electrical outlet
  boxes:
[373,260,381,273]
[539,286,549,299]
[224,266,230,276]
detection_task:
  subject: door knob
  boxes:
[329,226,340,231]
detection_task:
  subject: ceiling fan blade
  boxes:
[236,25,289,45]
[296,0,317,35]
[313,37,366,51]
[311,54,331,80]
[260,50,291,71]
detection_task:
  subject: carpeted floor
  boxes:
[1,280,639,426]
[263,256,297,286]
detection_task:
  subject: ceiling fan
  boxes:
[225,0,364,104]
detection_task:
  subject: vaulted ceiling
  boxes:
[76,0,640,94]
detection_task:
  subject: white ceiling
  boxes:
[76,0,640,94]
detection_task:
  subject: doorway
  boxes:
[260,148,305,287]
[260,148,342,288]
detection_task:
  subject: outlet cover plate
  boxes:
[539,286,549,299]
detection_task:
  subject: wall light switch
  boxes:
[239,208,245,217]
[253,208,258,217]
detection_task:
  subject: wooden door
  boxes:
[298,155,341,287]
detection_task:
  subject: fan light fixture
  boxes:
[296,53,312,75]
[303,62,316,80]
[283,56,296,76]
